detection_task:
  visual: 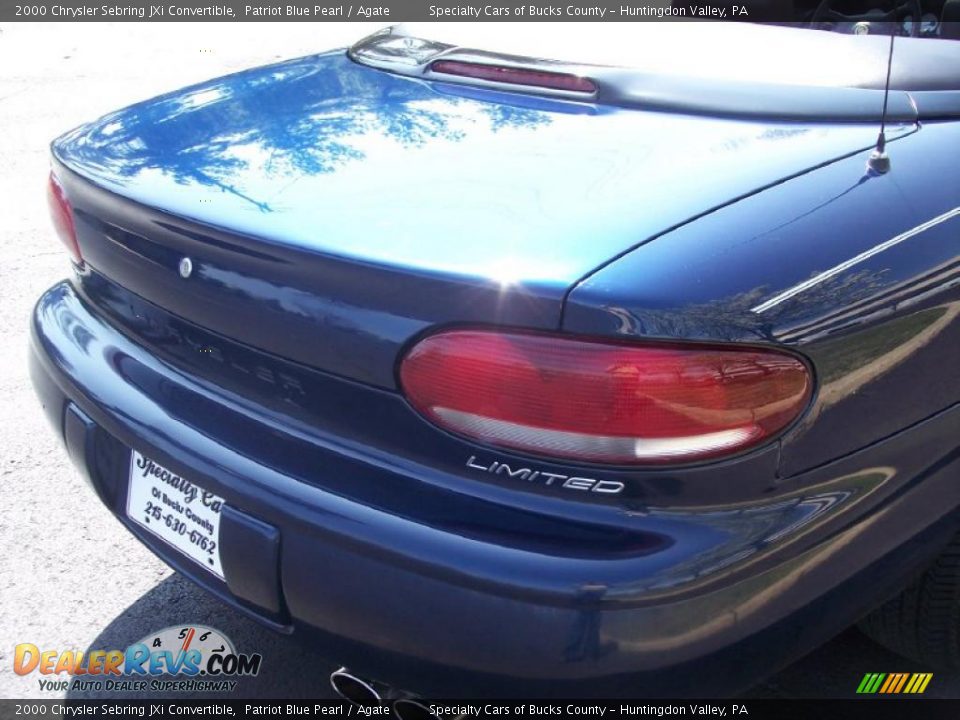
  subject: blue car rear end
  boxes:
[30,24,960,696]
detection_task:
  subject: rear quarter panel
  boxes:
[564,121,960,476]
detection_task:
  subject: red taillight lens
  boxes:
[429,60,597,94]
[47,172,81,264]
[400,331,812,465]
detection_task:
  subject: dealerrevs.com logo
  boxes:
[14,625,261,693]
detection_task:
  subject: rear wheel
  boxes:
[859,534,960,670]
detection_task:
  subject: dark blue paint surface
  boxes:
[30,49,960,695]
[52,52,907,286]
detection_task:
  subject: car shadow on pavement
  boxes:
[65,573,339,700]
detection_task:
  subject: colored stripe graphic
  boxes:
[879,674,897,693]
[892,673,909,693]
[906,673,933,693]
[858,672,933,694]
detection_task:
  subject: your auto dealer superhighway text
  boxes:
[430,4,746,17]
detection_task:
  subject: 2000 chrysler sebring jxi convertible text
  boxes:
[29,18,960,699]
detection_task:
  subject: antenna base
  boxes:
[867,149,891,175]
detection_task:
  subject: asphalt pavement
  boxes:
[0,21,957,702]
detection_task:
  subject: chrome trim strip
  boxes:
[752,205,960,314]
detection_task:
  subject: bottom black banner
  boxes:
[2,700,960,720]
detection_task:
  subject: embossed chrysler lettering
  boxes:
[465,456,625,494]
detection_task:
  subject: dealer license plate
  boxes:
[126,450,224,579]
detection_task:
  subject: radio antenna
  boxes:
[867,28,896,175]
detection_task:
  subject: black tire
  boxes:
[859,534,960,670]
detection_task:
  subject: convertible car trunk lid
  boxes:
[52,49,910,388]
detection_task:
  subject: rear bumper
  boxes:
[30,280,960,697]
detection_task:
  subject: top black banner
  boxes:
[0,1,800,22]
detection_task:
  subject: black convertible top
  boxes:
[351,23,960,121]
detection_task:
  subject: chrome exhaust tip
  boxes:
[329,667,382,705]
[393,699,440,720]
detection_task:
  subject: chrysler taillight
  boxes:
[47,171,81,264]
[400,330,811,465]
